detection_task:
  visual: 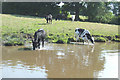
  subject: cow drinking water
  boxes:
[32,29,46,50]
[75,28,94,44]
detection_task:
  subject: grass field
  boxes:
[1,14,119,45]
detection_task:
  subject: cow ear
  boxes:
[75,29,77,32]
[78,28,81,32]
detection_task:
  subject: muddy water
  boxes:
[1,42,119,78]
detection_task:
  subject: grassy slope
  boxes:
[1,14,119,44]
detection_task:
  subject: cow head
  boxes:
[32,39,38,50]
[75,28,81,36]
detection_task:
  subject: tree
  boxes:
[62,2,86,21]
[84,2,113,23]
[2,2,60,17]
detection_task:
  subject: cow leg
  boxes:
[38,39,40,49]
[47,19,48,23]
[76,36,79,42]
[90,38,94,44]
[51,19,52,24]
[50,20,51,24]
[76,38,77,42]
[82,37,84,45]
[82,38,85,44]
[33,46,35,50]
[86,36,89,45]
[42,38,44,47]
[88,40,89,45]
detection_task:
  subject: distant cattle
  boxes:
[71,15,75,21]
[45,14,52,24]
[32,29,46,50]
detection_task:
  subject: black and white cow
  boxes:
[32,29,46,50]
[75,28,94,44]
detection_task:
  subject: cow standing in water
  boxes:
[32,29,46,50]
[75,28,94,44]
[45,14,52,24]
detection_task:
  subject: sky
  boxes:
[57,2,64,7]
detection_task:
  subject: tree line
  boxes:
[2,2,120,25]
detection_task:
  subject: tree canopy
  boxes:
[2,2,120,24]
[2,2,60,17]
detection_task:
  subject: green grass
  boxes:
[1,14,119,45]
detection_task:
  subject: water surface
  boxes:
[1,42,119,78]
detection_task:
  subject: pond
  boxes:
[1,42,119,78]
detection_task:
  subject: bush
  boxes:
[67,37,75,43]
[47,33,71,44]
[56,40,64,44]
[95,12,113,23]
[94,37,106,42]
[110,15,119,25]
[112,38,120,42]
[4,37,24,46]
[56,37,68,44]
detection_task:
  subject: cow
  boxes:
[32,29,46,50]
[45,14,52,24]
[75,28,94,44]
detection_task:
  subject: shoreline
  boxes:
[2,35,120,46]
